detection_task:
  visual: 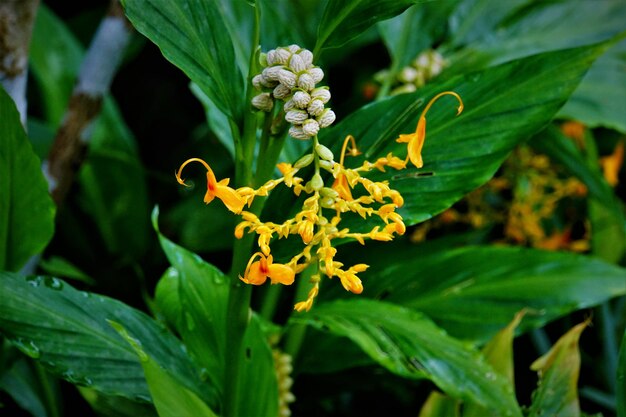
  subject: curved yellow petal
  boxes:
[268,263,295,285]
[240,261,267,285]
[215,184,246,214]
[407,118,426,168]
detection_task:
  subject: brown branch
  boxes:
[0,0,39,126]
[45,0,132,206]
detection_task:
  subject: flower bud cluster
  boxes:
[375,49,447,95]
[251,44,336,139]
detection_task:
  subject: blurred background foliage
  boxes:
[0,0,625,416]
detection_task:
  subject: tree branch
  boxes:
[0,0,39,127]
[44,0,132,206]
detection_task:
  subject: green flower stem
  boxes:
[283,265,317,360]
[259,284,282,321]
[223,5,262,417]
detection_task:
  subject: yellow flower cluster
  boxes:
[176,92,463,311]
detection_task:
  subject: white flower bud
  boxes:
[251,93,273,112]
[278,69,297,89]
[252,74,264,90]
[283,99,296,112]
[399,67,418,83]
[308,67,324,83]
[274,48,291,65]
[307,99,325,116]
[302,119,320,136]
[297,73,315,91]
[292,91,311,109]
[317,109,336,128]
[298,49,314,68]
[273,84,291,99]
[266,50,277,66]
[289,126,309,140]
[391,84,417,95]
[287,44,300,53]
[416,51,429,68]
[285,109,308,124]
[311,87,331,103]
[315,144,334,161]
[263,65,283,82]
[289,54,307,73]
[319,159,334,170]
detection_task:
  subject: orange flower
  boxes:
[332,135,361,200]
[176,158,245,214]
[240,252,295,286]
[396,91,463,168]
[600,141,624,187]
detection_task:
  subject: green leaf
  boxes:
[447,0,532,48]
[528,321,588,417]
[152,207,228,394]
[190,82,235,159]
[293,299,522,415]
[316,43,608,226]
[110,321,218,417]
[314,0,423,54]
[558,38,626,133]
[0,358,49,417]
[464,312,525,417]
[0,271,215,407]
[151,229,279,417]
[618,328,626,417]
[38,256,95,285]
[378,3,454,69]
[121,0,244,122]
[347,245,626,342]
[78,387,157,417]
[236,315,279,417]
[446,0,626,71]
[0,87,55,271]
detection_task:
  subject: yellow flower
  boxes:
[600,141,624,187]
[176,158,245,214]
[332,135,361,200]
[240,252,295,286]
[396,91,463,168]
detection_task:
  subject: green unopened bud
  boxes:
[310,173,324,190]
[315,144,334,161]
[320,187,339,199]
[294,154,314,168]
[259,52,268,68]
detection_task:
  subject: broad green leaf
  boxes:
[528,322,588,417]
[618,328,626,417]
[78,387,157,417]
[0,358,50,417]
[446,0,626,72]
[447,0,532,48]
[339,244,626,342]
[111,321,218,417]
[38,256,95,285]
[295,330,373,375]
[0,87,55,271]
[314,43,608,227]
[122,0,244,122]
[464,312,525,417]
[378,3,455,69]
[293,299,522,415]
[236,315,279,417]
[0,272,215,407]
[190,82,235,159]
[152,246,279,417]
[558,38,626,133]
[314,0,423,54]
[152,207,228,394]
[418,391,459,417]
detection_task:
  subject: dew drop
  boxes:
[45,277,63,290]
[199,368,210,381]
[14,338,41,359]
[485,372,496,381]
[26,276,42,287]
